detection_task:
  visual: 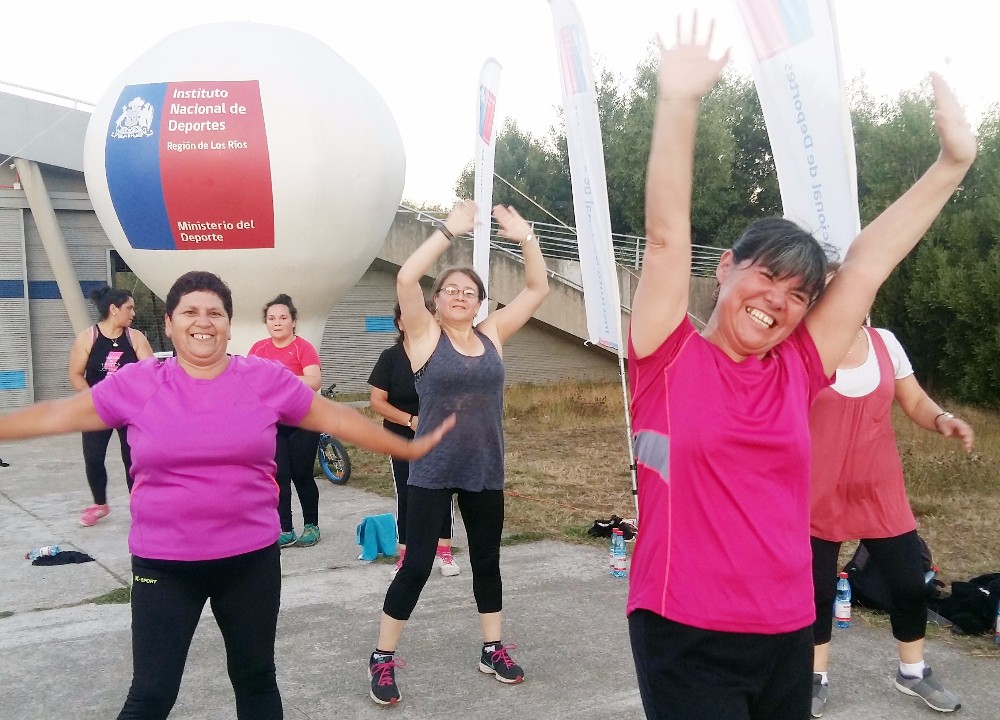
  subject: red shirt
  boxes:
[247,335,320,376]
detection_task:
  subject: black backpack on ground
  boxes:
[928,572,1000,635]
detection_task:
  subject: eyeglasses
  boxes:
[439,285,480,300]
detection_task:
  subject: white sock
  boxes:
[899,660,925,678]
[815,671,829,685]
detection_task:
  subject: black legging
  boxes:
[275,424,320,530]
[389,457,452,544]
[812,530,927,645]
[118,544,282,720]
[82,426,133,505]
[629,610,812,720]
[384,486,503,620]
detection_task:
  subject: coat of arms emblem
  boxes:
[111,97,155,139]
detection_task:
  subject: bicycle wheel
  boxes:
[318,434,352,484]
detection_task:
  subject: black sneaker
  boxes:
[478,643,524,684]
[368,653,405,705]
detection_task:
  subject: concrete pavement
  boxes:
[1,433,997,719]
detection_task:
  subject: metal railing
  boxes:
[0,81,96,111]
[397,204,588,295]
[397,204,723,278]
[395,204,714,329]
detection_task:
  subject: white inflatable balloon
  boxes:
[84,22,405,354]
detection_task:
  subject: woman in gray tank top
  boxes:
[367,200,549,706]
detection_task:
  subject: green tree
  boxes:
[860,87,1000,405]
[454,118,571,226]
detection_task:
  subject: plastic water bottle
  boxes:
[25,545,60,561]
[834,572,851,629]
[923,564,938,585]
[610,529,627,578]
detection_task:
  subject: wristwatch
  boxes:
[406,415,414,428]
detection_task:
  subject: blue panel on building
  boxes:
[0,371,26,390]
[27,280,109,300]
[0,280,25,298]
[365,316,396,333]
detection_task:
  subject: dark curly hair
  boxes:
[164,271,233,319]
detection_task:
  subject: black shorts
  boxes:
[629,610,813,720]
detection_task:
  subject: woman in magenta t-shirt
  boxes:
[0,271,453,720]
[628,16,975,720]
[248,293,323,549]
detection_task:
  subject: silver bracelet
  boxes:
[933,411,954,431]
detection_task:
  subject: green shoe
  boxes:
[296,524,321,547]
[279,531,297,548]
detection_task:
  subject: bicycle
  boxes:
[317,383,352,484]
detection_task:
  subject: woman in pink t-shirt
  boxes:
[628,15,975,720]
[248,293,323,549]
[0,271,453,720]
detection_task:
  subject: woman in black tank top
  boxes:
[68,285,154,526]
[366,201,549,706]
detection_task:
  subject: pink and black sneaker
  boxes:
[479,642,524,684]
[369,652,405,705]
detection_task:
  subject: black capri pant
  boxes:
[275,423,321,530]
[384,486,503,620]
[389,456,452,544]
[811,530,927,646]
[82,426,133,504]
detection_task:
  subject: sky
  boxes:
[4,1,994,207]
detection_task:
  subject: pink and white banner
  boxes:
[733,0,860,259]
[549,0,622,352]
[473,58,502,325]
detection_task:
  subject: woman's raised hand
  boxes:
[657,13,730,103]
[931,73,977,169]
[443,199,477,238]
[492,205,533,244]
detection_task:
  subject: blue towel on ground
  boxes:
[355,513,398,561]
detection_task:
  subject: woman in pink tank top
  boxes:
[808,319,973,717]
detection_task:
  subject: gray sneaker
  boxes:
[811,674,828,718]
[894,667,961,712]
